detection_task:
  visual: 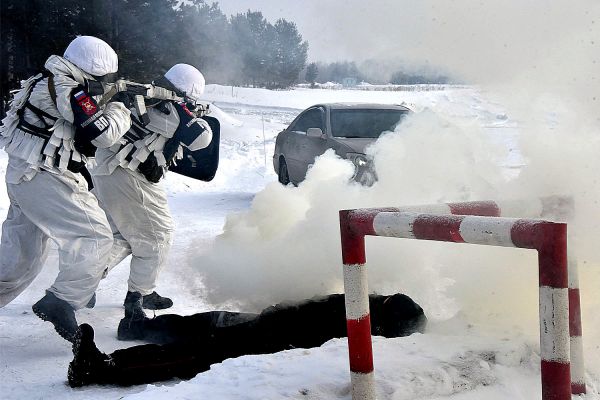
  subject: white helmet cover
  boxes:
[63,36,118,77]
[164,64,205,103]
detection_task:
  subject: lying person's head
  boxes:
[369,293,427,337]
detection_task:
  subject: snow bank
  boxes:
[122,333,546,400]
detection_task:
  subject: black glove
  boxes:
[111,91,134,109]
[84,80,106,96]
[73,133,98,158]
[137,154,164,183]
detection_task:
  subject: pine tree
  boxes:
[230,11,272,86]
[305,62,318,86]
[270,19,308,88]
[0,0,312,105]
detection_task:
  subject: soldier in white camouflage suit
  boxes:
[0,36,132,342]
[91,64,213,314]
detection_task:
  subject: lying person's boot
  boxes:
[117,315,147,341]
[123,291,147,321]
[68,324,112,387]
[108,342,207,384]
[119,291,147,341]
[72,323,210,386]
[141,291,173,310]
[32,291,78,342]
[85,292,96,309]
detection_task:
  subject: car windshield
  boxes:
[330,109,408,138]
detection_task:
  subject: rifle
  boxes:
[96,79,210,124]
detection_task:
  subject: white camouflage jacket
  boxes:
[0,55,131,184]
[92,100,212,183]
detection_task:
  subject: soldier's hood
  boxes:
[44,55,94,86]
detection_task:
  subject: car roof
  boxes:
[311,102,411,111]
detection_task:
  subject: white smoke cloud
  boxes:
[192,0,600,374]
[193,111,516,313]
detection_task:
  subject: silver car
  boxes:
[273,103,410,185]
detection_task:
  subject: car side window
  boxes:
[290,108,324,133]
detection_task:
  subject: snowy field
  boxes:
[0,85,598,399]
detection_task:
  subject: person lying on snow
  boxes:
[68,293,427,387]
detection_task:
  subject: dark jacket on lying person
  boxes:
[68,293,427,387]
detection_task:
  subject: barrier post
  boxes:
[339,210,572,400]
[355,197,585,395]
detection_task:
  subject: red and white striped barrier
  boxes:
[568,256,586,395]
[339,209,572,400]
[355,196,574,220]
[348,196,585,395]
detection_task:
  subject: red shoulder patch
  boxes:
[77,96,98,116]
[179,102,194,117]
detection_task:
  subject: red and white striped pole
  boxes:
[340,210,374,400]
[389,196,572,220]
[569,254,586,394]
[339,210,571,400]
[354,197,585,395]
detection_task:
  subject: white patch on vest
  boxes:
[186,118,199,128]
[93,116,109,131]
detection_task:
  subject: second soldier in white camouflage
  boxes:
[91,64,212,315]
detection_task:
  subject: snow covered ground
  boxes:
[0,85,598,399]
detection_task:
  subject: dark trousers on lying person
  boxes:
[68,293,427,387]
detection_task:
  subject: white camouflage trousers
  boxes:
[93,167,174,295]
[0,171,113,309]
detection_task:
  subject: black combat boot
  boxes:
[72,323,210,386]
[32,291,78,342]
[123,291,147,321]
[141,291,173,310]
[119,291,147,341]
[108,342,206,384]
[68,324,112,387]
[117,315,147,341]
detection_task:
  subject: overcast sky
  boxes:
[214,1,599,89]
[215,0,414,63]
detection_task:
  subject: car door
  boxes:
[301,109,331,175]
[283,107,326,183]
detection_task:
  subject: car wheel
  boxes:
[278,158,290,185]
